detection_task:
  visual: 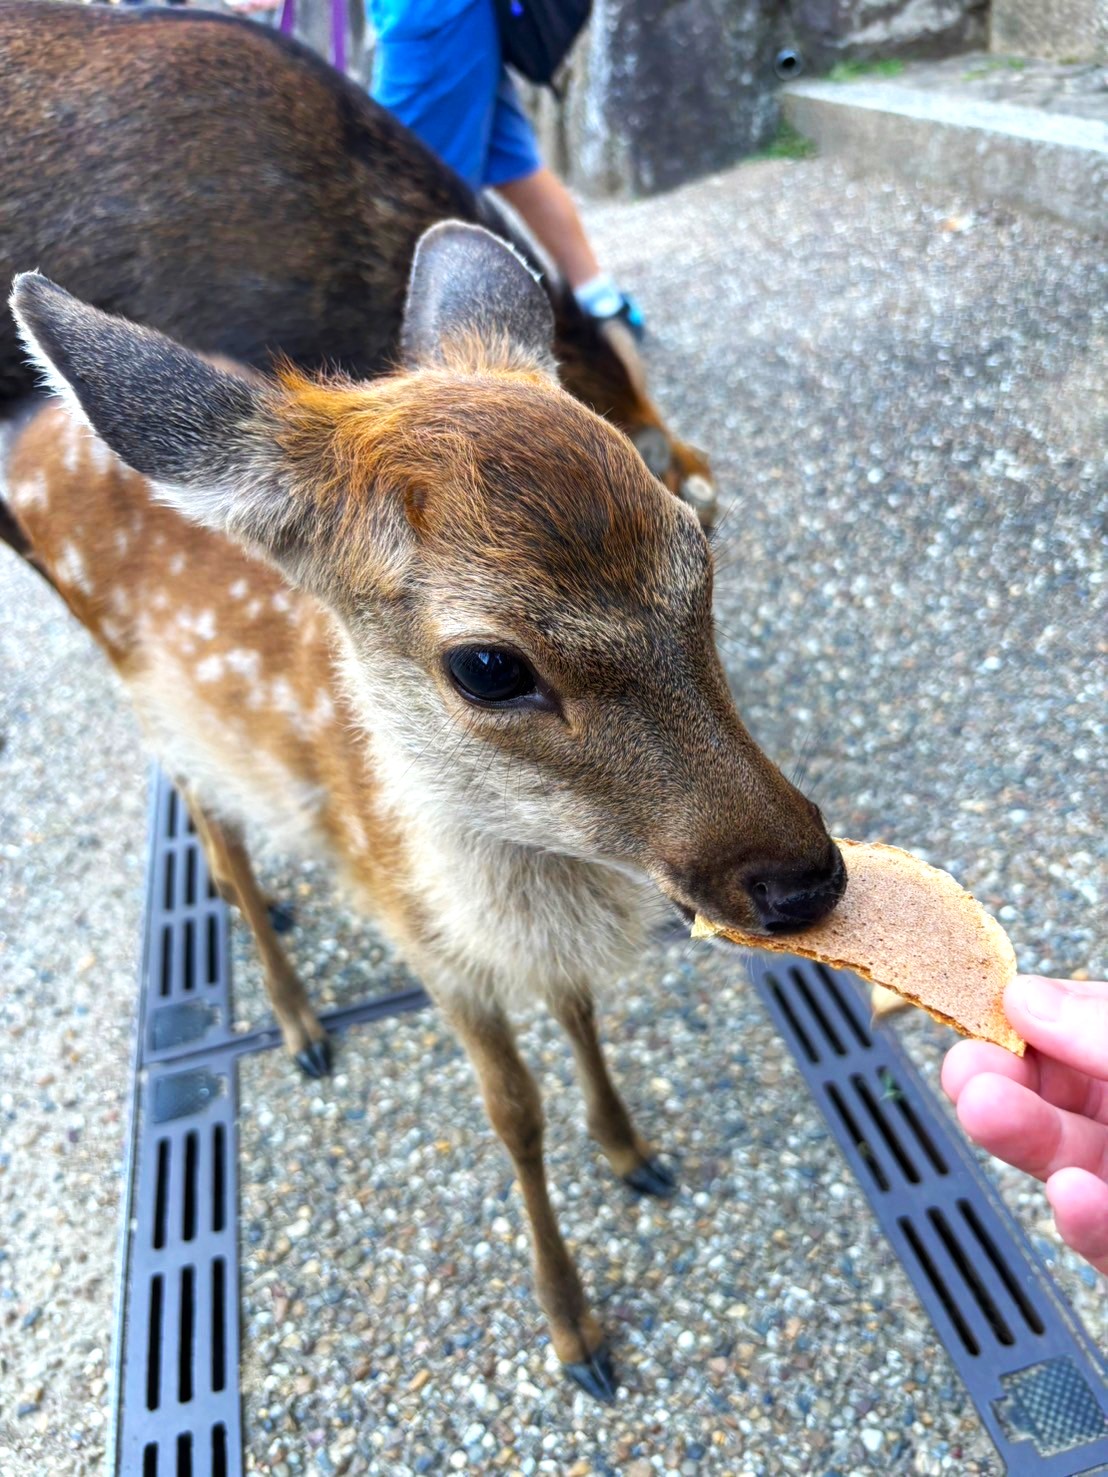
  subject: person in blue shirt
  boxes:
[227,0,642,334]
[367,0,643,336]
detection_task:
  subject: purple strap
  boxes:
[278,0,345,75]
[331,0,346,74]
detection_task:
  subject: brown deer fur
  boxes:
[3,225,842,1394]
[0,0,714,521]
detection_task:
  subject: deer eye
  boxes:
[446,646,538,705]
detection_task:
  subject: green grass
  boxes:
[827,57,905,83]
[749,119,816,162]
[963,55,1028,79]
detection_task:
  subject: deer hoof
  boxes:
[563,1341,618,1403]
[266,899,297,934]
[623,1156,677,1198]
[295,1037,333,1079]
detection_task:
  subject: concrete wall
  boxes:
[788,0,989,68]
[991,0,1107,62]
[525,0,990,198]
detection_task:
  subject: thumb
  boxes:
[1005,976,1108,1079]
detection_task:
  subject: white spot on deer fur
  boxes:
[196,654,226,683]
[309,691,335,732]
[226,648,261,681]
[343,814,371,855]
[114,529,130,556]
[100,617,124,645]
[56,543,93,595]
[229,578,249,599]
[271,591,291,613]
[169,553,187,576]
[152,592,170,612]
[109,587,130,617]
[10,472,47,510]
[176,608,216,641]
[246,598,263,620]
[269,677,302,714]
[268,676,312,738]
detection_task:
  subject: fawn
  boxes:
[0,0,715,524]
[3,223,844,1399]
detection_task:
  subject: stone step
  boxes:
[782,55,1108,234]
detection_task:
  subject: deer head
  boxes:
[11,223,843,934]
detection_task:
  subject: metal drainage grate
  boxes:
[747,954,1108,1474]
[108,772,426,1477]
[109,772,1108,1474]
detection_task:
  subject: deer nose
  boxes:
[746,847,846,933]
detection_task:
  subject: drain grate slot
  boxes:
[959,1198,1044,1337]
[145,1275,164,1410]
[816,963,871,1049]
[750,956,1108,1473]
[153,1141,169,1252]
[791,965,845,1055]
[890,1077,949,1176]
[769,976,819,1062]
[182,1132,198,1243]
[853,1071,920,1183]
[901,1213,981,1355]
[212,1426,227,1477]
[826,1081,890,1190]
[928,1205,1014,1346]
[179,1265,196,1403]
[212,1126,226,1235]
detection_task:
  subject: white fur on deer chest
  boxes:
[395,807,660,1010]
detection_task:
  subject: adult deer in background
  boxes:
[3,225,844,1398]
[0,0,715,524]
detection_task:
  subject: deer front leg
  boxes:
[550,989,676,1198]
[446,1001,618,1403]
[184,790,331,1078]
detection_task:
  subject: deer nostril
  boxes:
[746,855,844,933]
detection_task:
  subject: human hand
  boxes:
[942,975,1108,1275]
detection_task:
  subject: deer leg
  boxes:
[446,1001,617,1403]
[185,791,330,1078]
[550,989,676,1198]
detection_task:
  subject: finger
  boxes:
[942,1039,1038,1103]
[1046,1168,1108,1276]
[956,1074,1108,1182]
[1005,977,1108,1080]
[944,1038,1108,1120]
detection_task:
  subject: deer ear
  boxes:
[9,272,294,543]
[401,221,557,375]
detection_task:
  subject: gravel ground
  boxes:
[1,154,1105,1476]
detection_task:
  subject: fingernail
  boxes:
[1019,976,1065,1022]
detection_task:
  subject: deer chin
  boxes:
[648,869,761,936]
